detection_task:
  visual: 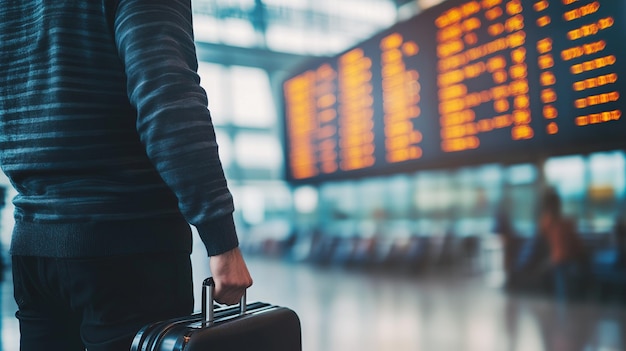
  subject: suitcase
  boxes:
[131,277,302,351]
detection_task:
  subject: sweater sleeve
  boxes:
[113,0,238,256]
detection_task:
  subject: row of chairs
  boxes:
[243,229,483,274]
[241,227,625,301]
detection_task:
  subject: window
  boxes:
[197,62,229,125]
[265,25,354,55]
[587,151,626,231]
[544,155,585,198]
[544,155,586,218]
[230,66,276,127]
[220,18,258,47]
[294,186,319,214]
[589,151,625,198]
[506,163,537,185]
[234,132,282,169]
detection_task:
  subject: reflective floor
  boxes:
[0,243,624,351]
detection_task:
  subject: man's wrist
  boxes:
[196,215,239,256]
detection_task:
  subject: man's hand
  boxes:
[209,247,253,305]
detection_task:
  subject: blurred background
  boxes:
[1,0,625,350]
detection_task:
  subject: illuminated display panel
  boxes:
[526,0,626,154]
[282,0,626,183]
[435,0,534,155]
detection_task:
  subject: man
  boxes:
[0,0,253,350]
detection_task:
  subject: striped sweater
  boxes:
[0,0,239,257]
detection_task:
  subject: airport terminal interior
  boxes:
[1,0,625,350]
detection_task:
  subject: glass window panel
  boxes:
[208,0,255,8]
[315,0,396,26]
[414,172,437,212]
[508,183,538,237]
[265,25,307,54]
[192,15,221,43]
[503,164,539,237]
[506,163,537,185]
[294,186,319,214]
[414,171,454,212]
[477,164,503,186]
[544,155,586,219]
[230,66,276,127]
[453,166,501,236]
[589,151,625,195]
[476,164,503,212]
[544,155,586,198]
[454,168,477,210]
[219,18,257,47]
[263,183,293,214]
[233,132,282,169]
[261,0,309,9]
[197,62,229,125]
[385,175,411,219]
[230,182,293,232]
[588,151,626,231]
[359,178,387,219]
[319,182,357,218]
[265,25,354,55]
[319,182,358,237]
[226,0,255,9]
[234,186,266,225]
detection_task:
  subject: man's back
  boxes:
[1,1,175,222]
[0,0,239,257]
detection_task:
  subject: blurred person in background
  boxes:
[0,1,252,350]
[537,187,589,302]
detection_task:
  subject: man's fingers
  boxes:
[213,281,251,305]
[209,247,253,305]
[212,273,253,305]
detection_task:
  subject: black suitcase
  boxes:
[131,277,302,351]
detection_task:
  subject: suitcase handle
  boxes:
[201,277,247,325]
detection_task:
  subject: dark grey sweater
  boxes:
[0,0,239,257]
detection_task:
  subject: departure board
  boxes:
[282,0,626,183]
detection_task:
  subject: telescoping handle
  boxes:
[201,277,247,324]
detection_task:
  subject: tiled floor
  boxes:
[0,244,623,351]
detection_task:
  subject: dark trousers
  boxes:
[12,252,194,351]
